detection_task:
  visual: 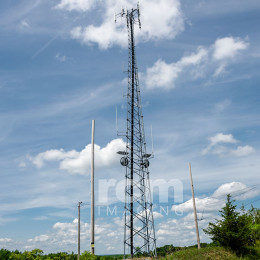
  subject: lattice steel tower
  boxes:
[115,4,157,258]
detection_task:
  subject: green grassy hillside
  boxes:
[159,244,260,260]
[164,247,240,260]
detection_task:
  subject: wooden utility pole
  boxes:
[78,202,82,260]
[189,163,201,249]
[90,120,95,254]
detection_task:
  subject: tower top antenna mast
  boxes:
[115,3,141,29]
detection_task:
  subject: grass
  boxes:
[160,247,243,260]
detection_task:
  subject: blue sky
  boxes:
[0,0,260,255]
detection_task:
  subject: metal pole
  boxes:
[78,202,82,260]
[91,120,95,254]
[189,163,201,249]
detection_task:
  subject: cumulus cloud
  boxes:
[209,133,237,146]
[144,47,207,89]
[213,37,249,61]
[172,197,223,213]
[144,60,180,90]
[172,182,260,214]
[23,217,124,254]
[32,149,78,168]
[30,138,126,174]
[212,182,259,200]
[61,0,185,49]
[202,133,254,157]
[143,36,248,89]
[25,219,90,252]
[156,212,213,246]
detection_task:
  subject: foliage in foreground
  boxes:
[203,194,260,254]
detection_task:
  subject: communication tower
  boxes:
[115,4,157,258]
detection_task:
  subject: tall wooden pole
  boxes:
[189,163,201,249]
[91,120,95,254]
[78,202,82,260]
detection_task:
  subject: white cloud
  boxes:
[144,47,207,89]
[23,217,124,254]
[137,0,184,41]
[213,37,249,61]
[69,0,184,49]
[29,234,49,242]
[31,138,126,174]
[202,133,255,157]
[230,145,255,157]
[143,36,248,89]
[0,238,13,243]
[55,0,96,12]
[212,182,260,200]
[156,213,213,246]
[153,211,164,219]
[172,197,224,213]
[25,218,90,252]
[172,182,260,214]
[209,133,237,146]
[202,133,237,155]
[179,47,208,66]
[0,238,15,250]
[144,59,180,90]
[32,149,78,168]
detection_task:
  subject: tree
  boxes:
[0,249,11,260]
[203,194,252,252]
[9,250,24,260]
[80,251,97,260]
[247,206,260,245]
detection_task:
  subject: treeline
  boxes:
[0,249,124,260]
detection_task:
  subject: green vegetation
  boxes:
[163,246,240,260]
[1,244,260,260]
[156,243,260,259]
[203,194,260,257]
[0,250,125,260]
[0,249,78,260]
